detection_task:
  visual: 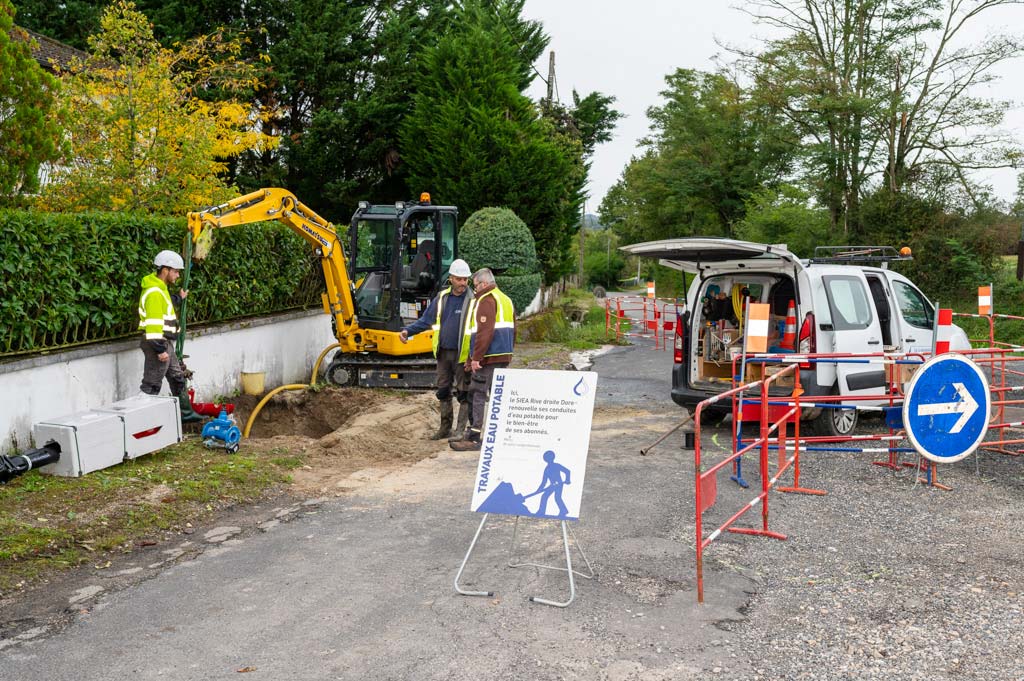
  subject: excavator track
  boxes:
[324,352,437,389]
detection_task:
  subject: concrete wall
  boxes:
[0,310,335,452]
[521,276,576,317]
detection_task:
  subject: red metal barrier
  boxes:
[604,295,682,349]
[694,364,824,603]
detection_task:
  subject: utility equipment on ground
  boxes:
[0,442,61,484]
[201,410,242,453]
[186,188,459,388]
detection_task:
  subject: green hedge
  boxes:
[0,210,321,356]
[497,273,543,315]
[460,207,540,314]
[459,207,538,275]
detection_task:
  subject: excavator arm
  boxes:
[186,188,363,351]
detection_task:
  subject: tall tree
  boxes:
[739,0,1023,236]
[400,0,581,281]
[539,89,623,277]
[276,0,456,219]
[41,0,278,214]
[568,90,624,159]
[600,69,795,243]
[11,0,104,50]
[0,0,64,198]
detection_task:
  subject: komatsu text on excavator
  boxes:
[186,188,458,388]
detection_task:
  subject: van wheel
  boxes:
[694,409,724,427]
[812,389,858,437]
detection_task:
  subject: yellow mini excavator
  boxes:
[186,188,459,387]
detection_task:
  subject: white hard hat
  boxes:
[449,259,471,277]
[154,250,185,270]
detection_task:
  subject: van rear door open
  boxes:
[621,238,802,275]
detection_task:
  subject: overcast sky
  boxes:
[521,0,1024,213]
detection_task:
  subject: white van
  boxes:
[621,239,971,435]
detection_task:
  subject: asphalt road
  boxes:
[0,329,756,680]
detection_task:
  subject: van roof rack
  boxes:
[809,246,911,267]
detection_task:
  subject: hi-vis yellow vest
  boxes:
[138,273,178,341]
[460,288,515,362]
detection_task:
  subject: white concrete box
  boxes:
[32,411,126,477]
[98,394,181,460]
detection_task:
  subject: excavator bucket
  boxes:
[193,226,215,261]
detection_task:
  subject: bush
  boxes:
[496,273,543,314]
[860,190,1000,301]
[515,290,619,349]
[459,207,538,274]
[460,207,540,314]
[0,210,321,356]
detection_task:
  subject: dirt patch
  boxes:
[231,386,383,439]
[230,387,445,496]
[512,342,574,371]
[229,351,588,495]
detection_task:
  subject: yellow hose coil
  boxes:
[241,342,343,439]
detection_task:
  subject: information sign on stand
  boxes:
[469,369,597,520]
[455,368,598,607]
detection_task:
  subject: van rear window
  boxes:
[823,275,873,330]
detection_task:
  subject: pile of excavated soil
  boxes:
[231,386,380,440]
[230,387,445,496]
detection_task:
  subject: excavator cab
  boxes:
[349,196,458,333]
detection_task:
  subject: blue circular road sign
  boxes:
[903,353,990,463]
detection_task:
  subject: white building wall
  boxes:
[1,310,335,452]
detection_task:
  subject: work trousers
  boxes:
[140,340,185,396]
[435,348,469,403]
[468,362,509,433]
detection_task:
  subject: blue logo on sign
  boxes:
[476,450,575,520]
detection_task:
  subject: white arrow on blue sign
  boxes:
[903,353,990,463]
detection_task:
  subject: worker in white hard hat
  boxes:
[399,258,475,441]
[138,250,201,423]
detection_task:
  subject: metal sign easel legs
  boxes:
[454,514,595,608]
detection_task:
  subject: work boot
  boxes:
[177,392,204,424]
[449,428,481,451]
[448,401,470,442]
[430,400,454,440]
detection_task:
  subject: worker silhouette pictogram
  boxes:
[530,450,572,518]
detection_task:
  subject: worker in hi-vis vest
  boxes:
[450,267,515,451]
[138,250,201,423]
[400,258,475,441]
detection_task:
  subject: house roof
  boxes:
[11,25,88,73]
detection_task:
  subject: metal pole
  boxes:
[454,514,494,597]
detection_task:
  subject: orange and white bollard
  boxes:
[978,285,991,316]
[779,300,797,351]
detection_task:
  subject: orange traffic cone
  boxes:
[780,300,797,351]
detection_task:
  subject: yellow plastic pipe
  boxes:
[310,342,341,384]
[242,342,342,439]
[242,384,308,439]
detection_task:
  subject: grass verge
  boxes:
[0,438,305,593]
[519,288,629,348]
